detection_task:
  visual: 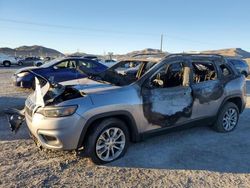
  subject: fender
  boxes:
[77,110,140,148]
[217,94,244,114]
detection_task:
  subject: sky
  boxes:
[0,0,250,54]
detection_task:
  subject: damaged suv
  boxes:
[5,54,246,164]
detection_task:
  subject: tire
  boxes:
[213,102,239,132]
[18,62,23,66]
[3,61,11,67]
[85,118,129,164]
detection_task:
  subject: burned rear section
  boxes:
[140,54,241,129]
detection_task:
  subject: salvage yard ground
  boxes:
[1,67,250,187]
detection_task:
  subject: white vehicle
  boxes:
[0,53,18,67]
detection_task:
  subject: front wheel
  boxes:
[213,102,239,132]
[86,118,129,164]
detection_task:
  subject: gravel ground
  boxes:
[0,67,250,187]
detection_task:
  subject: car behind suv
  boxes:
[0,53,18,67]
[12,57,107,89]
[5,54,246,164]
[226,57,249,77]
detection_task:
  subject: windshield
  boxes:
[40,57,65,68]
[95,60,157,86]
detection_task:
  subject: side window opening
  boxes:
[55,61,68,69]
[151,62,187,88]
[68,60,77,69]
[55,60,77,69]
[79,60,97,69]
[192,62,217,83]
[220,64,232,77]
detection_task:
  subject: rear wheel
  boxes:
[213,102,239,132]
[3,61,11,67]
[86,118,129,164]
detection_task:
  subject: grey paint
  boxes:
[15,54,247,150]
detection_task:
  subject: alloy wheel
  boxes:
[222,107,238,131]
[95,127,126,162]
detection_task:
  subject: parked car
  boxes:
[12,57,107,89]
[0,53,18,67]
[5,54,246,164]
[226,57,249,77]
[61,57,160,85]
[18,57,43,67]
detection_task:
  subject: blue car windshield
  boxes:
[40,57,64,68]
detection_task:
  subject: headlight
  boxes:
[36,105,78,117]
[17,72,29,77]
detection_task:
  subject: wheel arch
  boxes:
[3,60,11,66]
[77,111,141,149]
[219,95,244,114]
[241,71,248,77]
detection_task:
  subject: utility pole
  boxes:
[160,34,163,52]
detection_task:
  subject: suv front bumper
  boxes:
[25,111,86,150]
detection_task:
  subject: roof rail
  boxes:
[164,53,224,59]
[131,52,167,58]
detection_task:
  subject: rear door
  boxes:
[190,59,224,119]
[76,59,102,78]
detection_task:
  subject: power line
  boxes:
[0,18,219,46]
[0,18,157,37]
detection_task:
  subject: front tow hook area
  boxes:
[4,108,25,133]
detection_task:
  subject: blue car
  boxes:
[12,57,107,89]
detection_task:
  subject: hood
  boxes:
[33,77,119,107]
[60,77,120,94]
[15,66,40,74]
[73,83,119,95]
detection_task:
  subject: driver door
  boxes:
[142,60,194,128]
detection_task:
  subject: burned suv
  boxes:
[5,54,246,164]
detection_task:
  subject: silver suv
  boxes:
[5,54,246,164]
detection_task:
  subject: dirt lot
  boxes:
[1,67,250,187]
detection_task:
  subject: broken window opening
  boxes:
[192,62,217,84]
[150,62,188,88]
[220,64,232,77]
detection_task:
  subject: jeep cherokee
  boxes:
[5,54,246,164]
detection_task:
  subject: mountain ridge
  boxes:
[0,45,64,57]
